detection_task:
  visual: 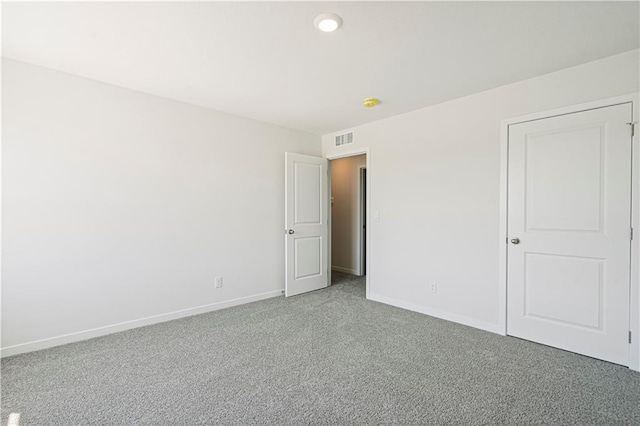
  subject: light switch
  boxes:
[373,211,380,220]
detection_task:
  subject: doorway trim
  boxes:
[359,165,367,277]
[498,92,640,371]
[326,147,371,299]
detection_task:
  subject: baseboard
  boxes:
[368,292,502,335]
[332,266,360,275]
[1,290,283,358]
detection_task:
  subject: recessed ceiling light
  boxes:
[314,13,343,33]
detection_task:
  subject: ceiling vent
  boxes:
[335,131,354,147]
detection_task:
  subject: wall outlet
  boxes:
[215,276,223,288]
[430,282,438,293]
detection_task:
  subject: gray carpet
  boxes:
[2,271,639,425]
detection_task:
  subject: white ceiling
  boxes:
[3,2,638,135]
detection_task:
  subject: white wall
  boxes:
[2,59,320,355]
[331,154,366,275]
[322,50,640,334]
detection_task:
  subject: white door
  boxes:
[285,153,329,297]
[507,103,632,365]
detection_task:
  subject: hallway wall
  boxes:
[331,154,366,275]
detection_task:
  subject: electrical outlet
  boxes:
[215,276,223,288]
[430,282,437,293]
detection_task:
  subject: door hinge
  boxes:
[630,331,632,344]
[632,227,634,240]
[628,122,636,137]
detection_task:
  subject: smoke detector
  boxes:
[363,98,379,108]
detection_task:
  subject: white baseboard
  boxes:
[332,266,360,275]
[368,292,502,335]
[1,290,283,358]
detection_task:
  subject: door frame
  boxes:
[498,92,640,371]
[359,165,367,276]
[326,148,371,299]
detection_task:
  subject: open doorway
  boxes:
[329,153,367,296]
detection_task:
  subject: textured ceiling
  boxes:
[3,2,639,135]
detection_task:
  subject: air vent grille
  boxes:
[335,132,354,147]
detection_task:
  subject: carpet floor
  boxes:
[2,272,640,425]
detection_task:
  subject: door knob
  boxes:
[510,238,520,244]
[288,229,295,234]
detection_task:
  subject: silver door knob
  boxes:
[510,238,520,244]
[288,229,295,234]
